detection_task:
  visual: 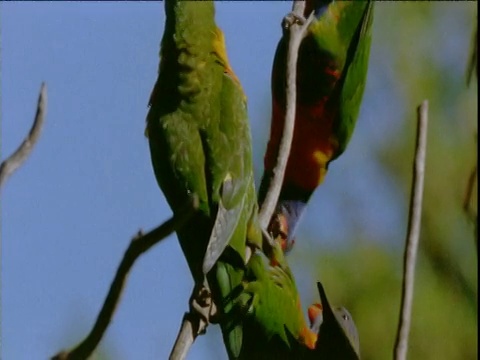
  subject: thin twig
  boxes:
[463,160,478,252]
[465,20,478,250]
[394,100,429,360]
[169,312,208,360]
[466,23,477,86]
[51,195,199,360]
[0,83,47,189]
[258,1,314,232]
[463,161,478,216]
[169,275,214,360]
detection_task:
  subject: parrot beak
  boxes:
[275,200,307,253]
[268,212,294,253]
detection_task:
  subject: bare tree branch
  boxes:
[466,23,477,86]
[465,20,478,254]
[463,161,478,216]
[169,312,208,360]
[394,100,429,360]
[0,82,47,189]
[51,195,199,360]
[463,158,477,251]
[258,1,314,234]
[169,277,214,360]
[169,278,215,360]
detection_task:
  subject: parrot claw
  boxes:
[282,12,307,31]
[189,283,215,327]
[268,213,295,254]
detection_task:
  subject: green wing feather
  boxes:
[331,1,374,159]
[226,245,316,359]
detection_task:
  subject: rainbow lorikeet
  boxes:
[259,0,374,250]
[146,0,263,355]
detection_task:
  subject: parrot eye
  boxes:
[342,314,350,321]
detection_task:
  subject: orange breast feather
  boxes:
[265,98,338,192]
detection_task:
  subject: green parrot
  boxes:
[146,0,262,356]
[258,0,374,251]
[228,243,317,359]
[307,282,360,359]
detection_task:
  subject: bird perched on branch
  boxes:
[259,0,374,251]
[146,0,262,356]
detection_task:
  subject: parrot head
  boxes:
[268,199,308,254]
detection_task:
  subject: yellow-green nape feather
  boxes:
[212,27,247,102]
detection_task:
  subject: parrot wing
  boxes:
[224,247,317,359]
[333,1,374,158]
[203,176,248,275]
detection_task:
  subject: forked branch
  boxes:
[52,195,199,360]
[169,311,208,360]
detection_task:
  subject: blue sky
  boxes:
[1,2,476,359]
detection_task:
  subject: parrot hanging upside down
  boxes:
[146,1,263,357]
[259,0,375,251]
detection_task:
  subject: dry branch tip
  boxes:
[394,100,429,360]
[0,82,47,189]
